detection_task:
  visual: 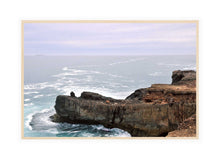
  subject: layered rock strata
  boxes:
[167,114,196,137]
[51,70,196,137]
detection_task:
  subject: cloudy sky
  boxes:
[24,22,197,56]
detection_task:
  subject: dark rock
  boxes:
[53,91,196,137]
[52,70,197,137]
[70,91,75,97]
[167,114,196,137]
[80,91,120,102]
[125,88,148,100]
[172,70,196,87]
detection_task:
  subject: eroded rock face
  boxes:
[172,70,196,87]
[80,91,120,102]
[166,114,196,137]
[143,84,196,105]
[125,88,148,100]
[51,70,197,137]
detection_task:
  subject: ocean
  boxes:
[24,55,196,137]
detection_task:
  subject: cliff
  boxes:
[51,70,196,137]
[167,114,196,137]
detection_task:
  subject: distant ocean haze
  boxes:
[24,55,196,137]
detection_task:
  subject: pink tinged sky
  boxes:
[24,23,197,56]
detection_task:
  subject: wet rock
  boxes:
[52,70,197,137]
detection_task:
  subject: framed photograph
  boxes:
[22,20,198,139]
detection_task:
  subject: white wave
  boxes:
[24,81,63,93]
[33,95,44,99]
[91,125,131,137]
[62,86,109,97]
[80,133,95,137]
[26,108,54,130]
[110,128,131,137]
[26,108,53,130]
[91,125,105,130]
[63,65,99,71]
[28,108,56,131]
[26,113,34,130]
[149,72,162,76]
[24,91,39,95]
[65,69,89,74]
[52,74,132,99]
[182,67,196,70]
[26,105,131,136]
[24,103,34,107]
[46,94,55,97]
[182,64,196,70]
[92,71,101,74]
[24,99,30,102]
[56,83,121,99]
[26,108,53,131]
[62,67,68,71]
[52,72,77,77]
[53,69,101,78]
[24,67,132,100]
[24,82,49,90]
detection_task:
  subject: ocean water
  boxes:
[24,55,196,137]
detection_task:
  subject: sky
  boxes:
[24,22,197,56]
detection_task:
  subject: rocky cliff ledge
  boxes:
[51,70,196,137]
[167,114,196,137]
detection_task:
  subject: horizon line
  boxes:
[24,53,196,56]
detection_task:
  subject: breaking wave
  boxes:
[23,55,196,137]
[27,108,131,137]
[24,67,129,99]
[24,103,34,107]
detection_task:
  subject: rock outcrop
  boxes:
[172,70,196,87]
[166,114,196,137]
[70,91,75,97]
[51,70,197,137]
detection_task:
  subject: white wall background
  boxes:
[0,0,219,160]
